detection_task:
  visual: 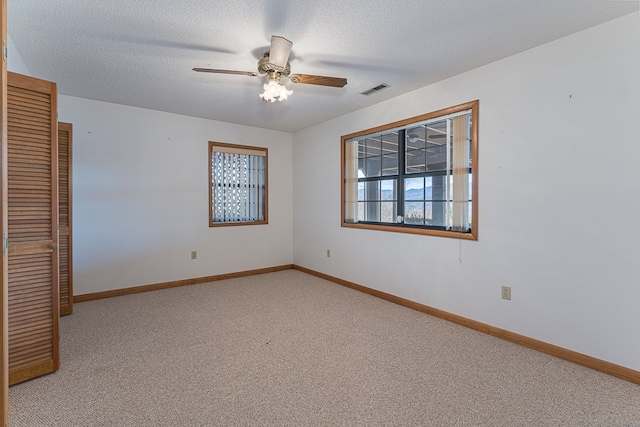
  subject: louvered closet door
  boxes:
[7,72,59,385]
[58,122,72,316]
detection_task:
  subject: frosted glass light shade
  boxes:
[259,79,293,102]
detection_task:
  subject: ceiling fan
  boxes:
[193,36,347,103]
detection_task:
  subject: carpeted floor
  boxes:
[8,270,640,426]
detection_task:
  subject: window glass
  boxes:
[209,142,267,226]
[342,101,478,239]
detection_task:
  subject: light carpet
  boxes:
[8,270,640,426]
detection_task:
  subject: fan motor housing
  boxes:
[258,53,291,77]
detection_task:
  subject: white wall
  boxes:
[7,35,30,75]
[58,96,293,295]
[292,13,640,371]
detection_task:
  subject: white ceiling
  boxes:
[7,1,638,133]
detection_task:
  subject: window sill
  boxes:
[210,220,268,228]
[341,221,477,240]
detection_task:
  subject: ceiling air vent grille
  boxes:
[360,83,389,96]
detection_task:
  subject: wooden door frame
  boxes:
[1,1,9,425]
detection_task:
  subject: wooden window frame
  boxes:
[341,100,479,240]
[209,141,268,227]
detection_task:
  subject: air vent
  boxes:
[360,83,390,96]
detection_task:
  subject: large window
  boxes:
[209,141,267,226]
[342,101,478,239]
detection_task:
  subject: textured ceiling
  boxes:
[7,1,638,133]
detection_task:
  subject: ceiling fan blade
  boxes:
[269,35,293,69]
[289,74,347,88]
[192,68,258,77]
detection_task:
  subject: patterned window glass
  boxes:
[209,142,267,226]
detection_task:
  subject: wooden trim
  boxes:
[209,219,268,227]
[74,264,294,303]
[341,222,477,240]
[51,92,60,366]
[343,100,477,141]
[209,141,212,227]
[47,77,60,372]
[340,127,346,230]
[58,122,73,316]
[292,265,640,386]
[470,101,479,241]
[208,141,267,157]
[208,140,268,227]
[8,360,54,386]
[1,0,9,424]
[340,100,479,241]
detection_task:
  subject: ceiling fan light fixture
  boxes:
[259,78,293,103]
[193,35,346,102]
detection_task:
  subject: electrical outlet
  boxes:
[191,251,197,260]
[501,285,511,301]
[326,249,331,258]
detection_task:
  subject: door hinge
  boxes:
[3,233,7,255]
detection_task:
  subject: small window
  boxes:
[209,141,268,226]
[342,100,478,239]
